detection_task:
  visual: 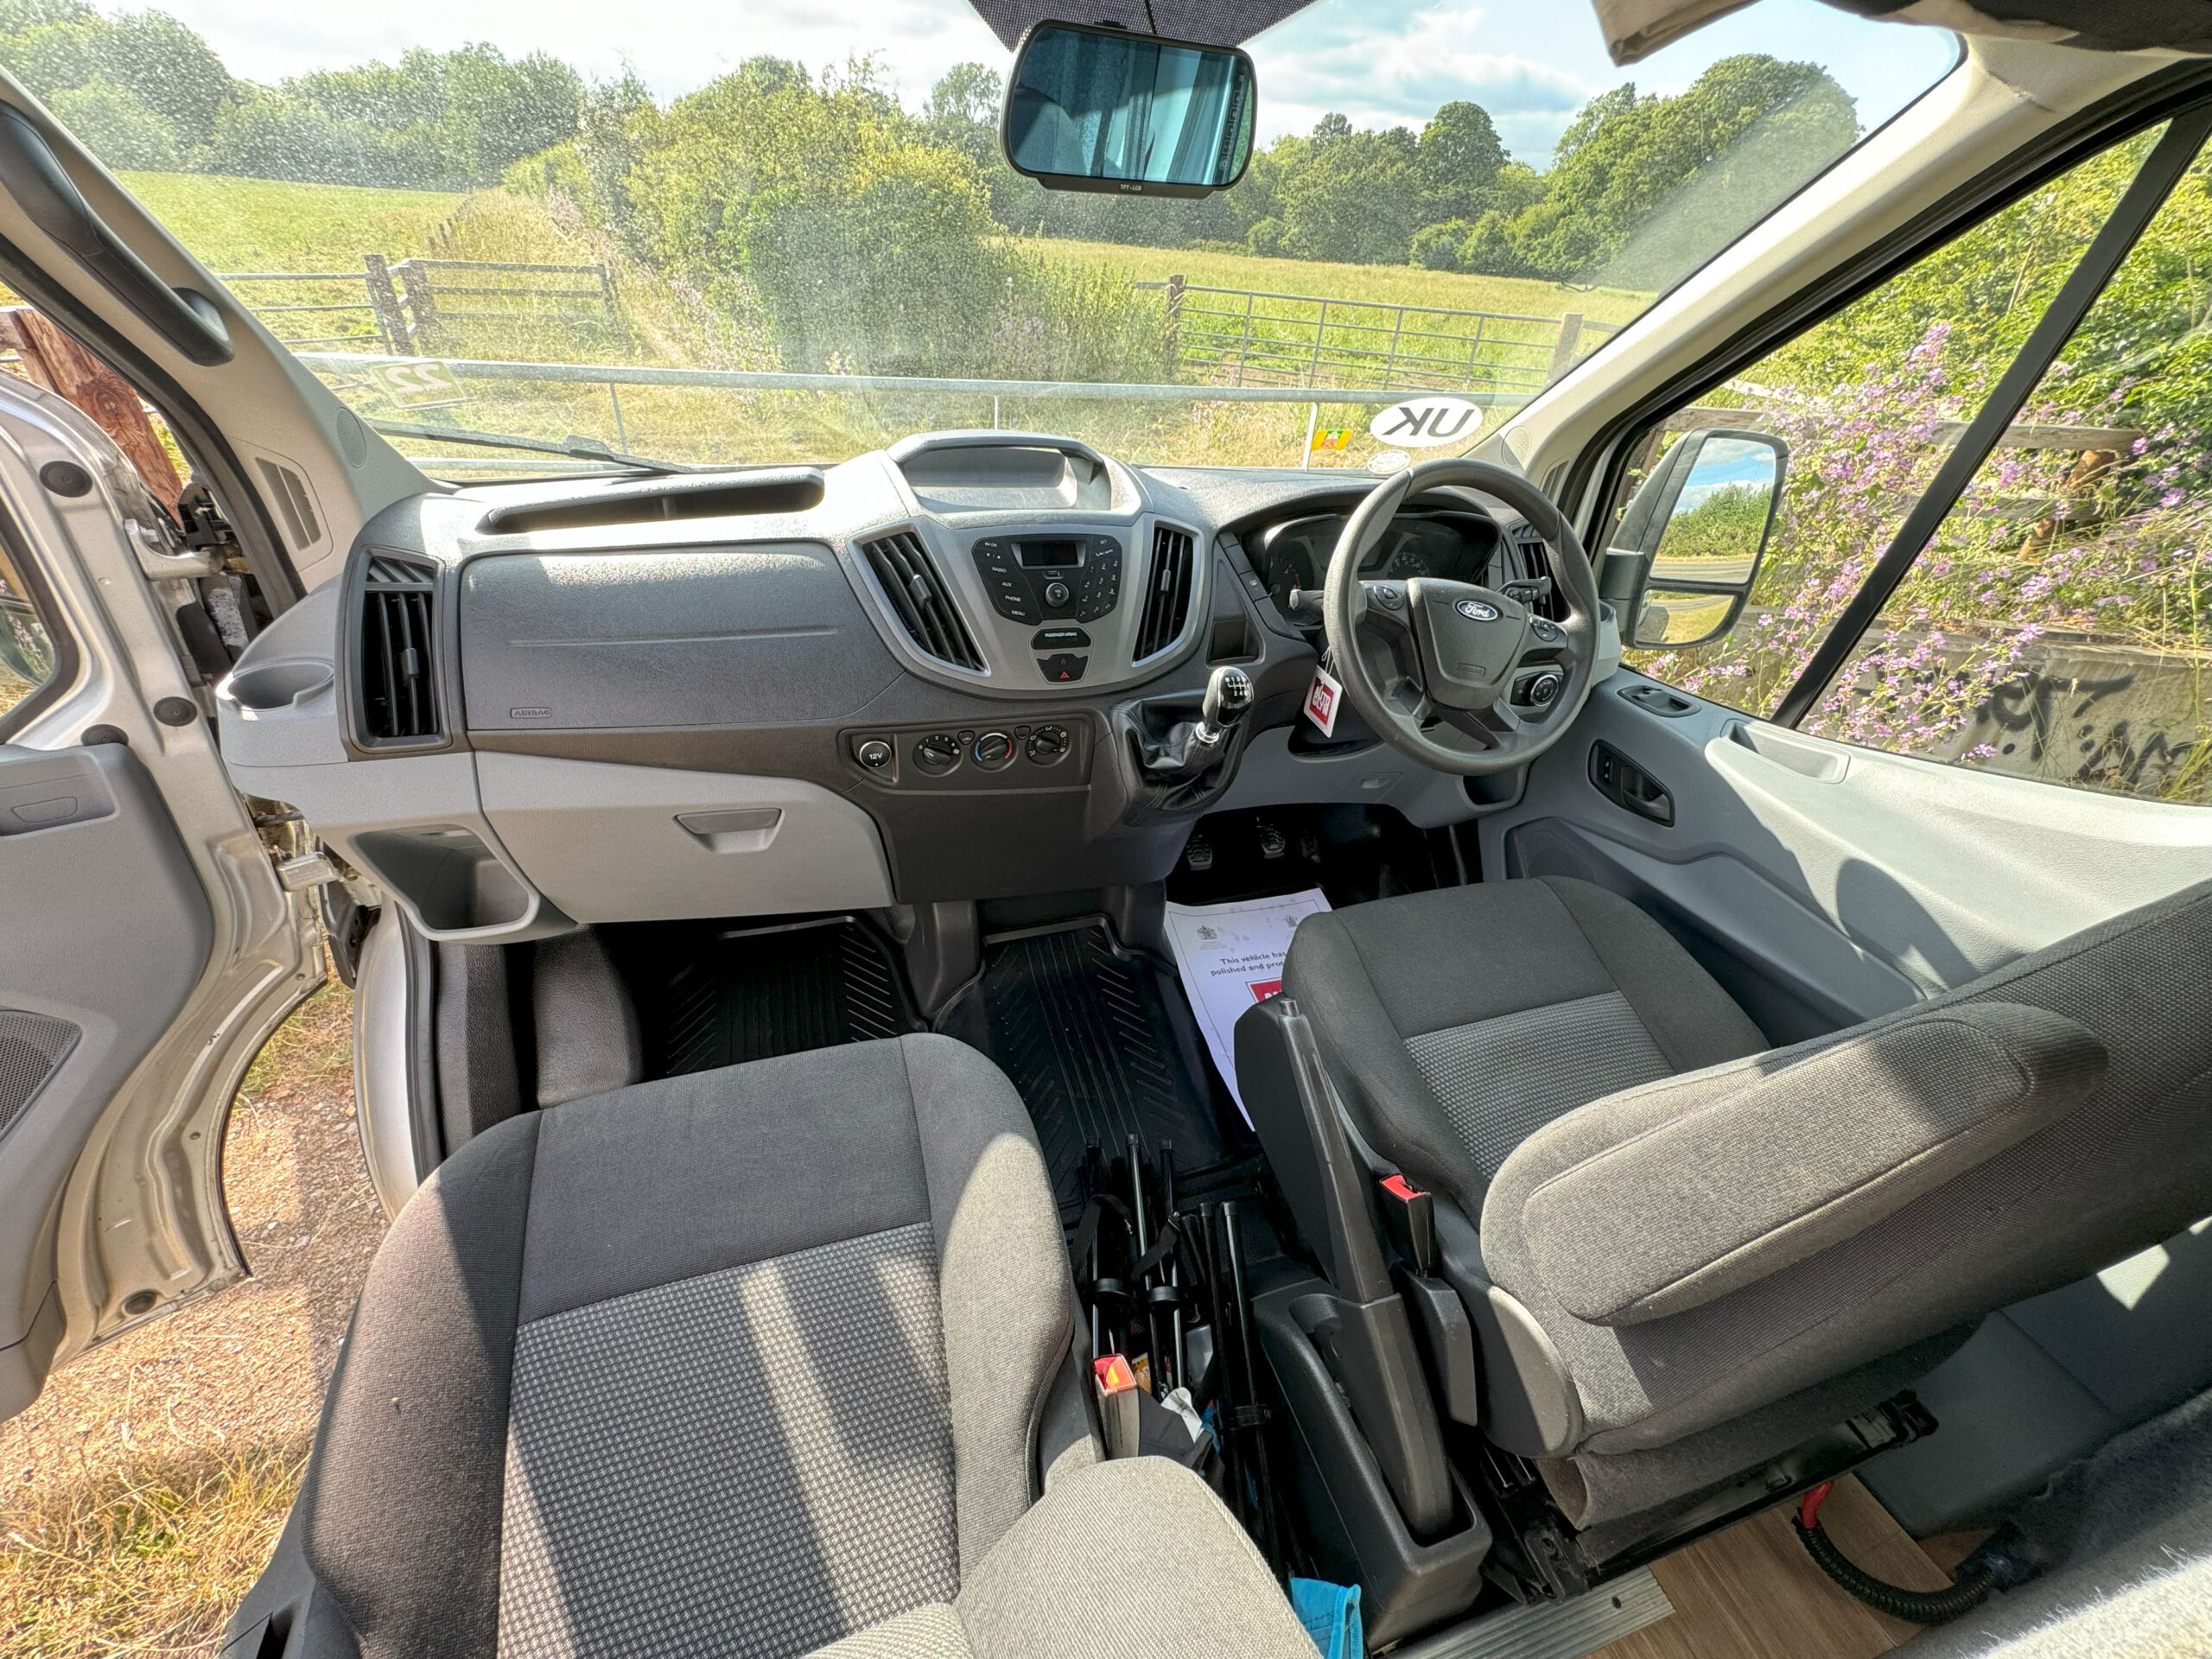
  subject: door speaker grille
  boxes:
[0,1010,79,1141]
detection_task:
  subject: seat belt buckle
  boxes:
[1377,1174,1437,1276]
[1093,1354,1141,1459]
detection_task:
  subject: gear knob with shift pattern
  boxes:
[1197,665,1253,747]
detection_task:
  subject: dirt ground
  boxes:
[0,979,386,1657]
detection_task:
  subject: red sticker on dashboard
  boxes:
[1305,668,1342,737]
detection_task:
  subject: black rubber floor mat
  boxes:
[626,917,921,1078]
[942,920,1230,1216]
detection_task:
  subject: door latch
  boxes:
[1590,741,1673,826]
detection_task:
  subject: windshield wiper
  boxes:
[368,417,702,475]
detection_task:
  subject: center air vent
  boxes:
[859,531,984,672]
[1135,524,1196,660]
[1511,529,1568,622]
[357,553,442,744]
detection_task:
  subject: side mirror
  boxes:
[1001,21,1257,198]
[1599,429,1787,650]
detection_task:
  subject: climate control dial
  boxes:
[915,733,962,772]
[972,730,1017,770]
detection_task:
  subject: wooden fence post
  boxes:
[0,307,185,512]
[595,262,628,346]
[364,254,407,354]
[394,260,438,351]
[1547,312,1585,383]
[1163,274,1185,378]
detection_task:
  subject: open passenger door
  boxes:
[0,93,350,1420]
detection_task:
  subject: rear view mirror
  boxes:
[1002,22,1256,198]
[1599,429,1787,650]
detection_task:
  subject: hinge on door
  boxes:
[176,484,241,564]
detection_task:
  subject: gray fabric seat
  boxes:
[1281,874,2212,1531]
[228,1033,1311,1659]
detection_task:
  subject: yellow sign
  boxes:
[1309,427,1352,454]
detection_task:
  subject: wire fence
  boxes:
[1144,276,1620,396]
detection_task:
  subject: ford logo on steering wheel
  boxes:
[1454,598,1500,621]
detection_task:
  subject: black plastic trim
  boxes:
[0,105,231,365]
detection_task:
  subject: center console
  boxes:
[866,432,1206,696]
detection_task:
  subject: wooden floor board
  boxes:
[1586,1478,1955,1659]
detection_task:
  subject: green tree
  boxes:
[48,75,175,168]
[0,3,236,157]
[1416,100,1507,226]
[1267,117,1421,264]
[1465,55,1856,284]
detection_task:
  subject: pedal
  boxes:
[1185,836,1215,872]
[1258,823,1287,860]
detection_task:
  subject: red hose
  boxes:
[1798,1480,1834,1531]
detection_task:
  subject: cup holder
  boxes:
[225,658,335,715]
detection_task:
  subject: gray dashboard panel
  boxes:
[461,542,903,731]
[216,447,1548,920]
[475,752,893,922]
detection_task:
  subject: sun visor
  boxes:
[965,0,1316,49]
[1592,0,2212,65]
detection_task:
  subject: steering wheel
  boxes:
[1323,457,1599,777]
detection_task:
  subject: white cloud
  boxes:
[1249,3,1595,155]
[133,0,1007,108]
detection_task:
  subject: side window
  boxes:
[1802,143,2212,804]
[0,537,64,728]
[1612,123,2212,804]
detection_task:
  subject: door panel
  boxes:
[1483,670,2212,1041]
[0,368,314,1420]
[0,742,209,1413]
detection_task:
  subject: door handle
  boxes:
[1590,740,1674,826]
[0,105,232,365]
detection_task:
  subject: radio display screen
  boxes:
[1018,539,1084,568]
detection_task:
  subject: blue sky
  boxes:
[1249,0,1961,161]
[133,0,1961,168]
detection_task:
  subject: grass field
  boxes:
[116,171,462,275]
[1020,235,1652,328]
[92,172,1644,474]
[0,979,384,1656]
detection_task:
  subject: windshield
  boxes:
[2,0,1956,479]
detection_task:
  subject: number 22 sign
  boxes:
[365,359,467,409]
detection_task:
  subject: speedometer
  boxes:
[1369,519,1465,580]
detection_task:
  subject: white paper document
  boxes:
[1162,888,1332,1122]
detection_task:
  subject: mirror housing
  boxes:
[1601,428,1787,651]
[1001,21,1256,198]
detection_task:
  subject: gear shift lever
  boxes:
[1194,665,1253,749]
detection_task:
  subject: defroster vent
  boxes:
[1135,524,1196,660]
[358,553,441,744]
[860,531,983,672]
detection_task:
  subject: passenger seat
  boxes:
[225,1034,1311,1659]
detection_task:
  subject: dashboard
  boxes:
[217,431,1575,942]
[1244,509,1507,616]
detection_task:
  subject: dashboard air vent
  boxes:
[1510,528,1569,622]
[859,531,984,672]
[358,554,441,743]
[1135,525,1195,660]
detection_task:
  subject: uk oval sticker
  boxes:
[1369,397,1484,448]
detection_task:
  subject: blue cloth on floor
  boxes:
[1289,1577,1363,1658]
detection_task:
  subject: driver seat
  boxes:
[1278,873,2212,1535]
